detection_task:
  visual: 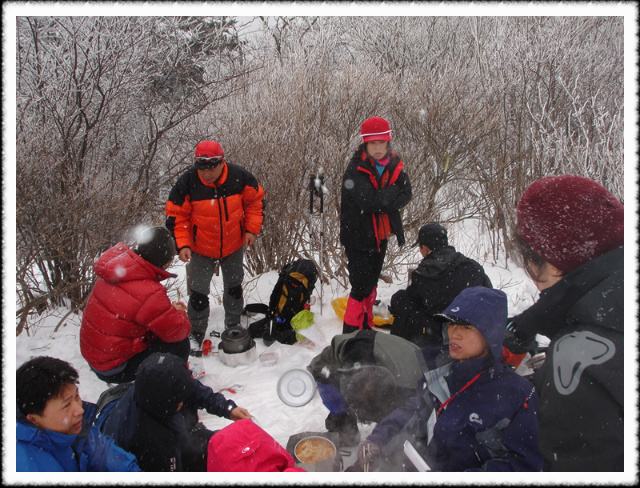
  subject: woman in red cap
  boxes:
[339,117,412,333]
[508,175,624,471]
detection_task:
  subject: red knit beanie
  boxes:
[360,117,392,143]
[517,175,624,273]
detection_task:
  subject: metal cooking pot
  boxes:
[293,436,341,472]
[220,326,254,354]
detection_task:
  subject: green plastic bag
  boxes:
[290,309,315,342]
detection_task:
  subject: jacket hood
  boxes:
[94,243,175,284]
[435,287,508,364]
[134,353,196,421]
[16,402,90,448]
[413,246,463,279]
[207,419,302,472]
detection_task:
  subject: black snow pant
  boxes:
[92,338,190,384]
[343,241,387,333]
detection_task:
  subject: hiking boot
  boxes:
[326,410,360,447]
[189,332,204,358]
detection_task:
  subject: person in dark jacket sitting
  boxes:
[350,287,542,472]
[97,352,252,472]
[506,175,624,472]
[307,329,423,447]
[390,223,492,347]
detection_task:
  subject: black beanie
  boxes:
[134,353,195,421]
[412,223,448,249]
[134,226,176,268]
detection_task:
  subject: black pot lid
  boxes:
[221,326,250,342]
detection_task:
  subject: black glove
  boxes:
[503,321,537,355]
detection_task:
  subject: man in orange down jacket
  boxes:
[166,141,265,357]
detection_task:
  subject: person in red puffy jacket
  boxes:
[80,226,191,383]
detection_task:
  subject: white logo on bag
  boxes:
[451,307,460,313]
[469,413,483,425]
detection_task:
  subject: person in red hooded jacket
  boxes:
[207,419,305,472]
[80,226,191,384]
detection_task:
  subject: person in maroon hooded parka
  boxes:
[80,226,191,383]
[507,175,624,471]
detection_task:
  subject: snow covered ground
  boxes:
[8,227,636,485]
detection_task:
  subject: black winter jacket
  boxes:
[390,246,492,347]
[99,354,237,471]
[511,247,624,471]
[340,146,412,251]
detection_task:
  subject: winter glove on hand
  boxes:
[503,322,537,355]
[344,461,365,472]
[357,439,381,466]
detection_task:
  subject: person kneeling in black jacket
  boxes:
[96,352,251,472]
[390,224,492,347]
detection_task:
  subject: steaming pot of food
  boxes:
[294,436,340,472]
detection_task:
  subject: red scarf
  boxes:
[359,152,403,249]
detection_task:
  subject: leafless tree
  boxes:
[16,16,256,334]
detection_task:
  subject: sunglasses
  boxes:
[196,156,224,167]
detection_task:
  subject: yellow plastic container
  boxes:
[331,297,394,327]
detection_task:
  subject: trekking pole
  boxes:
[317,168,325,316]
[309,173,318,312]
[309,170,327,315]
[309,173,316,215]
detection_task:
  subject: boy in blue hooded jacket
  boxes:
[16,356,140,472]
[349,287,543,472]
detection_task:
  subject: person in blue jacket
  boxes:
[349,287,543,472]
[16,356,140,472]
[97,352,252,471]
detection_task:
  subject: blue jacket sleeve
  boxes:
[84,426,141,472]
[367,393,422,448]
[316,382,350,415]
[189,380,237,419]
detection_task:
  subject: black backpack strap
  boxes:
[243,303,272,339]
[95,382,134,415]
[71,401,101,468]
[243,303,271,316]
